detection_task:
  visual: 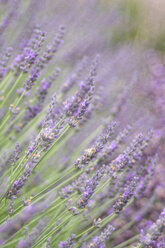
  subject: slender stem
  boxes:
[33,168,81,203]
[112,234,139,248]
[77,225,95,239]
[0,115,10,131]
[32,214,72,248]
[0,72,13,91]
[13,89,26,109]
[0,72,23,108]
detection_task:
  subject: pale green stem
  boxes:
[0,72,23,108]
[112,234,139,248]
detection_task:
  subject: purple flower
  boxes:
[75,121,117,169]
[58,234,76,248]
[82,224,115,248]
[139,208,165,246]
[113,176,139,213]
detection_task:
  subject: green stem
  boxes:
[13,89,26,109]
[32,214,72,248]
[0,115,10,131]
[112,234,139,248]
[0,72,13,91]
[0,72,23,108]
[33,168,81,203]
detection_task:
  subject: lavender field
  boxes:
[0,1,165,247]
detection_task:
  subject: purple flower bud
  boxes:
[113,176,139,213]
[58,234,76,248]
[139,208,165,246]
[82,224,115,248]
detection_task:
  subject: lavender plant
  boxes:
[0,1,164,248]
